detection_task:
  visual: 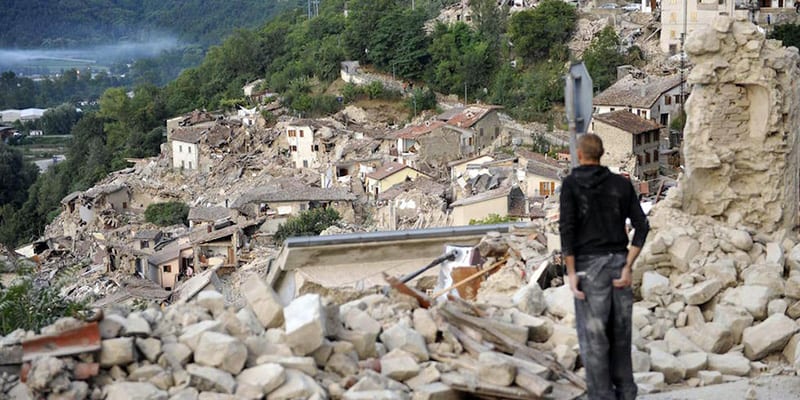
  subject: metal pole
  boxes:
[569,120,578,169]
[464,82,468,105]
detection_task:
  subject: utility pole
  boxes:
[464,82,468,105]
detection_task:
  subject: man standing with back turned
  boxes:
[559,134,649,400]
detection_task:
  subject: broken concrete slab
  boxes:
[284,294,327,356]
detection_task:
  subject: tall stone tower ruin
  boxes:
[677,17,800,237]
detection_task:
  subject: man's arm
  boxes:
[559,178,583,298]
[613,185,650,288]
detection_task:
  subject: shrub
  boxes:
[0,269,88,335]
[469,213,518,225]
[144,201,189,226]
[274,207,341,244]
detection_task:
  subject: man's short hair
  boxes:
[579,134,604,161]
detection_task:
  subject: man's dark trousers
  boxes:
[574,253,636,400]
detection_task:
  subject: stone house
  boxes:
[449,186,526,226]
[442,105,505,154]
[171,126,204,170]
[133,230,162,252]
[593,74,686,130]
[187,207,236,230]
[232,182,357,222]
[590,110,662,180]
[525,162,561,198]
[285,120,337,169]
[147,238,194,291]
[366,162,430,199]
[448,155,496,181]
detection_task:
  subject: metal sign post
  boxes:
[564,62,593,170]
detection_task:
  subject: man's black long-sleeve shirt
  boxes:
[559,165,649,257]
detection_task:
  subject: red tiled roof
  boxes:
[393,121,446,139]
[445,105,503,128]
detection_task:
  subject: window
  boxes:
[645,152,651,164]
[181,160,185,169]
[494,127,500,138]
[479,128,484,137]
[661,113,669,126]
[313,144,319,152]
[141,240,149,249]
[303,160,308,168]
[300,130,304,138]
[636,135,642,146]
[179,145,183,152]
[163,265,172,273]
[188,162,193,169]
[288,130,296,137]
[665,96,672,105]
[654,150,660,162]
[188,146,192,153]
[637,155,643,166]
[290,145,297,152]
[675,95,682,104]
[610,107,616,112]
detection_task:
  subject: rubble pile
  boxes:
[1,256,589,400]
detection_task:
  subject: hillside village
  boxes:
[4,1,800,399]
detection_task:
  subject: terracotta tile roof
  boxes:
[445,105,503,128]
[171,126,206,144]
[393,121,446,139]
[366,162,412,180]
[188,207,234,222]
[593,74,683,109]
[594,110,662,135]
[378,177,448,201]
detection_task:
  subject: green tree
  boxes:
[0,270,87,335]
[769,23,800,49]
[145,202,190,227]
[428,23,495,97]
[583,26,626,92]
[508,0,577,62]
[0,143,39,208]
[274,207,341,244]
[40,103,82,136]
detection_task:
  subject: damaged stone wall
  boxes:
[678,17,800,238]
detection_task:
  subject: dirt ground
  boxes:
[639,376,800,400]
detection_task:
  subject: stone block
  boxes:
[677,352,707,378]
[186,364,236,394]
[685,323,733,354]
[256,355,318,376]
[478,351,516,386]
[768,299,789,316]
[100,337,136,367]
[242,277,284,329]
[380,323,429,362]
[785,276,800,299]
[135,337,162,363]
[632,349,651,373]
[665,328,703,355]
[649,348,686,384]
[741,264,785,297]
[343,391,410,400]
[406,364,442,389]
[680,279,722,305]
[697,370,723,386]
[237,363,286,395]
[284,294,327,355]
[713,304,754,343]
[510,309,553,342]
[337,328,377,359]
[727,229,753,251]
[412,309,438,343]
[721,285,771,320]
[782,333,800,370]
[742,314,799,360]
[343,308,381,336]
[194,332,247,374]
[105,382,167,400]
[706,353,750,376]
[411,382,458,400]
[669,236,700,271]
[178,320,223,351]
[511,283,546,316]
[703,260,737,288]
[543,284,574,318]
[765,242,784,265]
[196,290,226,317]
[381,349,421,381]
[642,271,670,302]
[326,352,359,377]
[267,369,326,400]
[122,313,152,337]
[161,342,193,367]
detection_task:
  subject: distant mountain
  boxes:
[0,0,299,48]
